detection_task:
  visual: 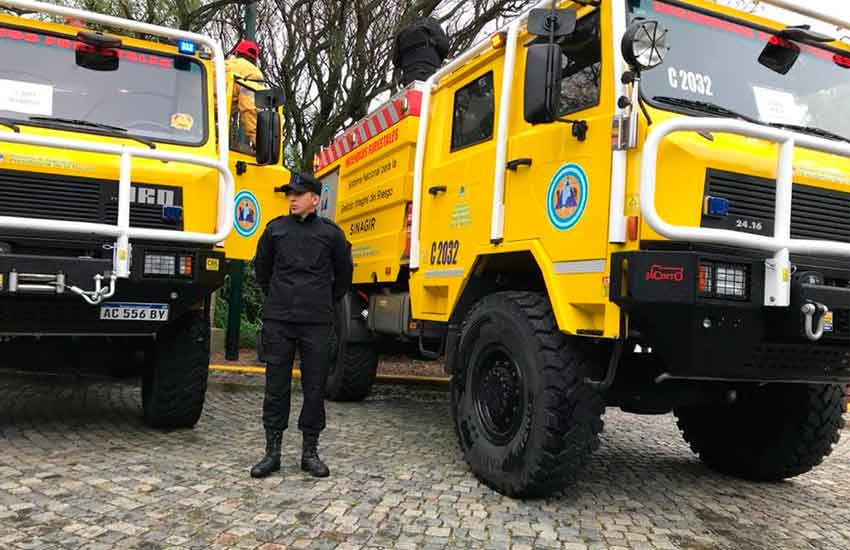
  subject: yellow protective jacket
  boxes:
[224,56,264,145]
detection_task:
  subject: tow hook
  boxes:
[801,301,829,342]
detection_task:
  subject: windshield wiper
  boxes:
[766,122,850,144]
[653,97,850,145]
[652,96,761,124]
[27,116,156,149]
[0,118,20,132]
[29,116,129,133]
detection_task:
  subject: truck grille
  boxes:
[0,168,183,231]
[837,310,849,336]
[702,169,850,243]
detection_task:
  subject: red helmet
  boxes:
[234,39,259,62]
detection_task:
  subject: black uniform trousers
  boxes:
[261,320,330,435]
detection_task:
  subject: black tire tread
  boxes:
[675,384,845,481]
[142,312,210,430]
[326,343,378,402]
[455,291,604,498]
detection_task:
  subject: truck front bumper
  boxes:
[610,250,850,384]
[0,246,226,334]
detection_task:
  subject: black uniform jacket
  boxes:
[254,212,353,325]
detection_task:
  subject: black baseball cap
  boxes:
[278,172,322,195]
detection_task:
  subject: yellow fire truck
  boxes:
[0,1,286,428]
[316,0,850,496]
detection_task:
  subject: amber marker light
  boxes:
[491,32,507,49]
[627,216,639,241]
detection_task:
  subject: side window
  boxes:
[451,72,495,151]
[559,11,602,116]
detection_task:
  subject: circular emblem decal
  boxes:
[233,190,261,237]
[546,163,589,231]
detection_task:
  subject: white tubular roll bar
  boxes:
[490,0,552,244]
[641,117,850,307]
[0,0,233,303]
[608,0,630,245]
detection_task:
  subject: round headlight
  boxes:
[622,19,669,71]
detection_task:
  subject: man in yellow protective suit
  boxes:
[225,39,264,147]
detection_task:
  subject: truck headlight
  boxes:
[144,254,176,276]
[699,261,749,300]
[143,253,193,278]
[715,264,748,298]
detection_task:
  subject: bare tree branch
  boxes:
[259,0,537,170]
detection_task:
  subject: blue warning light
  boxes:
[177,40,197,55]
[703,196,730,218]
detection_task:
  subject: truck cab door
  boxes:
[417,69,501,318]
[222,79,289,261]
[504,8,611,267]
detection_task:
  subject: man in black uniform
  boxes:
[251,172,353,479]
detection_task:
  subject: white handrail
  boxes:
[609,0,630,244]
[758,0,850,32]
[490,0,551,244]
[640,117,850,306]
[0,131,235,275]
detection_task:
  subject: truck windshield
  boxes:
[630,1,850,142]
[0,25,206,146]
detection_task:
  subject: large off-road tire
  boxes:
[451,291,605,498]
[675,383,845,481]
[142,311,210,430]
[325,305,378,402]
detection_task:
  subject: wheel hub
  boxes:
[472,347,524,445]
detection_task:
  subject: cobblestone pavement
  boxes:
[1,370,849,550]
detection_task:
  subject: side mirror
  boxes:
[524,43,562,124]
[758,36,801,75]
[256,110,281,166]
[255,88,285,110]
[621,19,668,72]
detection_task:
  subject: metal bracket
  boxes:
[612,113,633,151]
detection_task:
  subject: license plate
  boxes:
[100,303,169,322]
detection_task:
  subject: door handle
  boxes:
[428,185,448,196]
[506,158,533,171]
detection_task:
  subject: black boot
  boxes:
[250,429,282,478]
[301,433,330,478]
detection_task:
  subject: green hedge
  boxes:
[214,261,264,349]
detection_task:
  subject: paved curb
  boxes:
[209,364,450,386]
[208,366,850,405]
